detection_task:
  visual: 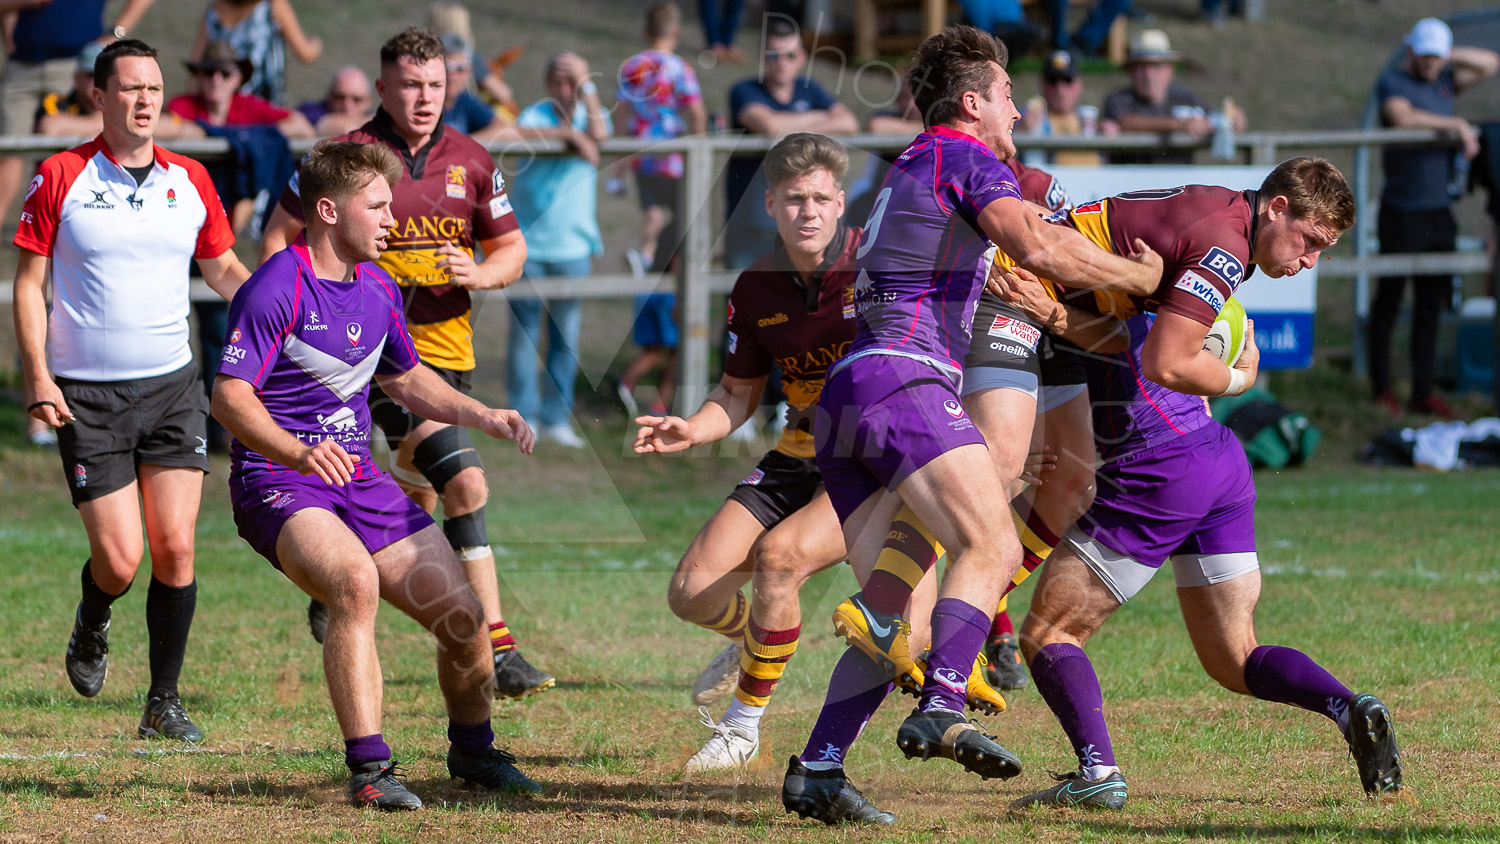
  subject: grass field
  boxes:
[1,407,1498,843]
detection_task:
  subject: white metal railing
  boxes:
[0,126,1471,407]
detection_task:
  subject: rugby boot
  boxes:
[1011,770,1128,809]
[447,745,542,794]
[895,706,1022,780]
[916,648,1007,715]
[690,641,741,706]
[307,598,329,644]
[983,633,1028,690]
[781,756,895,825]
[1343,693,1405,797]
[684,706,759,773]
[348,759,423,811]
[65,603,109,697]
[493,649,556,699]
[831,593,923,693]
[138,691,205,742]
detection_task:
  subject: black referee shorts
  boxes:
[56,361,210,506]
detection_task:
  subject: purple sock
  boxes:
[344,733,392,770]
[919,598,989,714]
[447,719,495,754]
[1031,643,1116,769]
[1244,645,1354,727]
[799,648,894,767]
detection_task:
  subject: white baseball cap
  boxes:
[1406,17,1452,59]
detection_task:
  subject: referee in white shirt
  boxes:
[12,39,250,742]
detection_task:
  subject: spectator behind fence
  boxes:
[614,1,706,420]
[440,34,509,139]
[190,0,321,105]
[426,2,517,117]
[723,16,856,269]
[1101,29,1244,164]
[1069,0,1132,58]
[1017,48,1112,166]
[616,2,705,277]
[296,66,373,137]
[505,51,611,449]
[0,0,152,232]
[168,40,315,140]
[1370,17,1499,419]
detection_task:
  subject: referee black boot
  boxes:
[65,603,110,698]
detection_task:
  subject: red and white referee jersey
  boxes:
[15,137,234,381]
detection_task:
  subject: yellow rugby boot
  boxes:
[831,593,923,693]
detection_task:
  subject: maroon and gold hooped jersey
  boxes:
[278,110,518,370]
[724,226,862,458]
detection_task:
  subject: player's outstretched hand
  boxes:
[25,376,75,428]
[435,242,487,289]
[295,439,357,487]
[633,415,694,454]
[1020,445,1057,487]
[478,408,535,454]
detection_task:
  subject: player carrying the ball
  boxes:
[992,157,1406,807]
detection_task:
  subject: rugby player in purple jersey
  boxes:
[782,25,1163,825]
[212,141,540,810]
[990,158,1404,807]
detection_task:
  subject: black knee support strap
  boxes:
[443,508,489,551]
[410,426,482,493]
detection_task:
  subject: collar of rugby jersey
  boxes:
[369,107,448,180]
[768,222,851,311]
[925,124,999,159]
[1241,188,1260,284]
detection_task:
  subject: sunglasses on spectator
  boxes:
[445,60,471,73]
[763,49,800,62]
[193,66,238,79]
[329,92,368,103]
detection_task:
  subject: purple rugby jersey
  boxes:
[1087,313,1215,461]
[843,126,1024,378]
[217,239,421,476]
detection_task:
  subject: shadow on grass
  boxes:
[0,776,99,798]
[1074,819,1500,840]
[413,777,778,823]
[0,689,219,713]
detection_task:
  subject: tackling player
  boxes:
[259,28,553,699]
[782,26,1162,825]
[991,158,1404,807]
[213,140,541,810]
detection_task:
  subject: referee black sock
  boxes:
[146,577,197,698]
[79,559,130,628]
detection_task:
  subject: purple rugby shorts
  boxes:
[1075,423,1256,566]
[815,354,987,524]
[229,465,433,571]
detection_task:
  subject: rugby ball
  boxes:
[1202,296,1248,367]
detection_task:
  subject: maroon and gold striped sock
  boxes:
[695,590,750,641]
[489,619,517,654]
[733,619,800,708]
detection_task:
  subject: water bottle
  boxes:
[1077,105,1099,137]
[1209,96,1236,161]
